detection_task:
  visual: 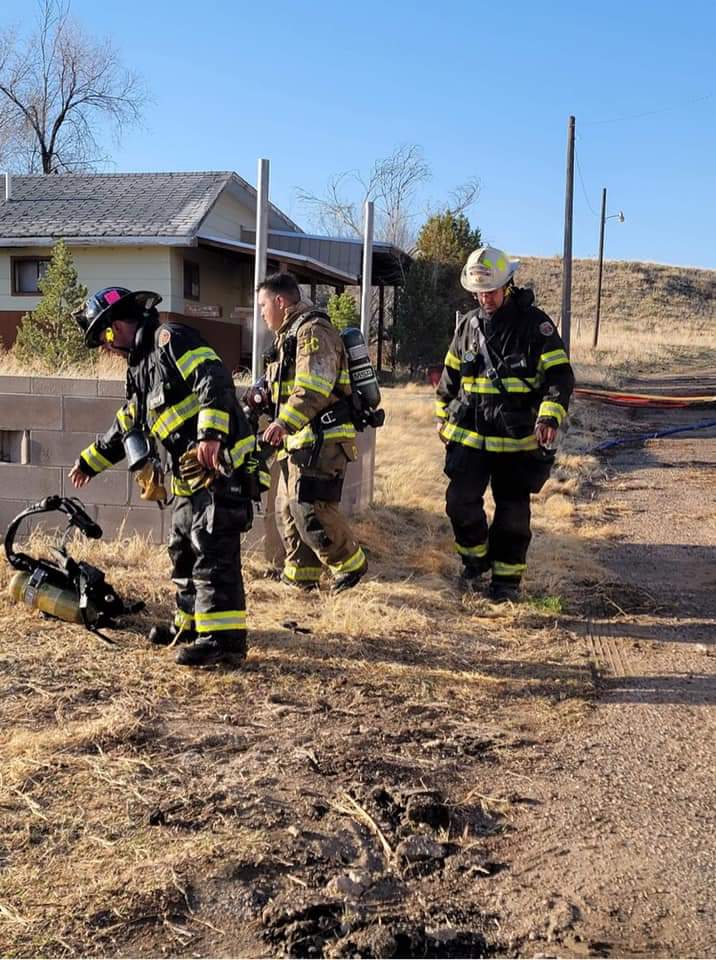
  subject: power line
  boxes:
[574,145,599,218]
[582,93,712,126]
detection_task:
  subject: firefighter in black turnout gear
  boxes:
[69,287,256,666]
[436,248,575,602]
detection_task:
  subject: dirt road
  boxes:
[484,403,716,957]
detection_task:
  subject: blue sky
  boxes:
[4,0,715,267]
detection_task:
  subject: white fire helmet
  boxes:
[460,246,520,293]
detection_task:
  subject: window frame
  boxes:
[10,256,51,296]
[183,259,201,301]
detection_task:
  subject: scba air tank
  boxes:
[341,327,381,409]
[9,570,94,624]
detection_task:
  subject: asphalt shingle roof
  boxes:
[0,171,234,239]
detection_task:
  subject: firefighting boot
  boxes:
[458,558,490,592]
[175,631,247,668]
[333,561,368,594]
[488,580,521,604]
[148,623,195,646]
[280,573,320,592]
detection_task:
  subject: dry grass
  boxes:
[0,384,611,957]
[0,346,126,380]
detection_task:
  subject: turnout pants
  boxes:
[275,441,366,585]
[168,476,248,650]
[445,446,553,585]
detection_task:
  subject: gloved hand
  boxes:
[178,447,217,493]
[135,461,168,502]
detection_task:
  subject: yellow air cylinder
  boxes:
[9,571,87,624]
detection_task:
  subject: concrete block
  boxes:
[98,380,126,398]
[95,505,164,543]
[63,396,121,433]
[0,498,29,537]
[0,464,63,500]
[30,430,98,467]
[0,376,31,394]
[0,394,62,430]
[31,377,98,397]
[62,468,129,505]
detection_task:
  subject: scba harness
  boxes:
[277,310,385,434]
[6,496,144,641]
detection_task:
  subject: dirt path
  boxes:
[483,403,716,957]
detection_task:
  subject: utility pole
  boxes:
[252,158,269,381]
[360,200,374,341]
[593,187,607,349]
[560,115,575,355]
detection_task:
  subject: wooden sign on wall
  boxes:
[184,303,222,319]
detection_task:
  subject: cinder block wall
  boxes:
[0,376,374,553]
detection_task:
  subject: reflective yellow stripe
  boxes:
[435,399,448,419]
[271,379,295,401]
[462,376,540,394]
[198,408,230,434]
[493,561,526,578]
[81,442,113,473]
[439,421,484,449]
[484,434,538,452]
[278,404,310,430]
[229,434,256,470]
[439,421,538,453]
[539,349,570,371]
[174,609,195,629]
[455,542,488,558]
[285,422,357,450]
[195,610,247,633]
[283,562,321,583]
[171,476,194,497]
[538,400,567,424]
[116,400,136,431]
[259,470,271,489]
[295,372,334,397]
[151,394,200,440]
[175,346,221,380]
[336,370,351,386]
[329,546,366,576]
[445,350,461,371]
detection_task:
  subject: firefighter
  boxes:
[68,287,256,667]
[256,272,367,591]
[435,247,575,602]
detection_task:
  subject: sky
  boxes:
[3,0,715,268]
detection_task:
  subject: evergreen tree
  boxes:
[327,291,360,331]
[14,240,91,370]
[396,211,482,372]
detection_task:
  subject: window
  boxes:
[12,257,50,295]
[184,260,200,300]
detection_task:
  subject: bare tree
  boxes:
[0,0,146,174]
[447,177,481,216]
[296,144,431,250]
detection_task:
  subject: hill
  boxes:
[517,256,716,336]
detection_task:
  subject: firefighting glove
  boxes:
[134,461,168,502]
[178,447,217,493]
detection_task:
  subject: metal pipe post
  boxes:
[360,200,374,341]
[560,115,575,354]
[593,187,607,349]
[252,158,270,381]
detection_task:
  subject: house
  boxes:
[0,171,409,371]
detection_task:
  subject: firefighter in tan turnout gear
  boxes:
[257,273,367,591]
[436,247,575,602]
